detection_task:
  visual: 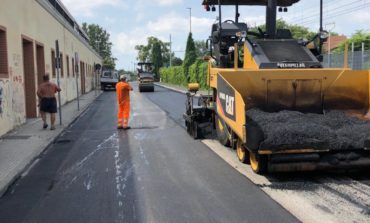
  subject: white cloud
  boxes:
[113,30,146,56]
[154,0,183,6]
[350,11,370,24]
[61,0,123,17]
[111,13,214,64]
[104,16,117,25]
[147,13,214,34]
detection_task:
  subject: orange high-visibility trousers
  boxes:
[116,81,133,128]
[117,101,130,127]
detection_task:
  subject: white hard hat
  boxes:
[120,75,126,81]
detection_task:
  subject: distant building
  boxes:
[323,35,348,53]
[0,0,102,136]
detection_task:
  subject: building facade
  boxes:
[0,0,102,136]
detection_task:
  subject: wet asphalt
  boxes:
[0,84,298,223]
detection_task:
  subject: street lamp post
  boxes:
[169,34,172,67]
[186,7,192,33]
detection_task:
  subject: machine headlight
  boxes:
[320,30,329,40]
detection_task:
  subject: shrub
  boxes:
[160,60,209,89]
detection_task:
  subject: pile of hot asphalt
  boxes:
[246,108,370,151]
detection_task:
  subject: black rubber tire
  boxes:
[215,115,230,147]
[192,122,200,139]
[185,120,191,135]
[236,139,249,164]
[249,152,268,174]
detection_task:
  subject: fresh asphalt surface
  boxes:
[0,83,298,223]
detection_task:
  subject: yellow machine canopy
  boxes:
[202,0,299,6]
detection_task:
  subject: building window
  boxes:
[51,50,56,78]
[60,53,64,77]
[66,55,70,77]
[0,27,9,77]
[72,57,75,77]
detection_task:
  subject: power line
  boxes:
[288,0,345,22]
[291,0,364,24]
[299,3,370,26]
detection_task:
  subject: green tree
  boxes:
[183,33,197,81]
[249,19,317,40]
[82,23,116,69]
[135,37,171,65]
[334,30,370,52]
[194,40,209,58]
[171,57,183,66]
[151,42,163,79]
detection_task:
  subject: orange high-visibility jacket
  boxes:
[116,82,133,104]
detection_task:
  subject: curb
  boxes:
[155,83,209,97]
[154,83,188,94]
[0,91,102,197]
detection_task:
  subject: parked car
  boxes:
[100,70,118,91]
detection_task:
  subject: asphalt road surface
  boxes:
[150,85,370,223]
[0,83,297,223]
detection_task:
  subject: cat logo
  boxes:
[218,74,236,121]
[225,95,234,115]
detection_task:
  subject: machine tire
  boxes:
[192,121,200,139]
[185,120,191,135]
[215,115,230,147]
[236,139,249,164]
[249,152,268,174]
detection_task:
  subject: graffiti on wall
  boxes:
[0,79,11,118]
[11,54,23,83]
[11,54,25,117]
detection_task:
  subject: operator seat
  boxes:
[212,21,248,68]
[276,29,293,39]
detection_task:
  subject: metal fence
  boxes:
[322,50,370,70]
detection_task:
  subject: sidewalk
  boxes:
[0,90,102,195]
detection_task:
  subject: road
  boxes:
[0,83,297,223]
[148,86,370,223]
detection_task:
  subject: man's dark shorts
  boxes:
[40,97,57,113]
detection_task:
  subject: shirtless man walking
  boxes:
[37,74,61,130]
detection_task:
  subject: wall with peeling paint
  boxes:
[0,0,102,136]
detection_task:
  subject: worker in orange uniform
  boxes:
[116,75,133,129]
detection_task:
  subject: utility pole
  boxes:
[187,7,192,33]
[362,42,365,69]
[169,34,172,67]
[325,22,336,67]
[319,0,323,33]
[55,40,62,125]
[351,42,355,69]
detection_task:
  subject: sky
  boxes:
[60,0,370,70]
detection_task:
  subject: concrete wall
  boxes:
[0,0,102,136]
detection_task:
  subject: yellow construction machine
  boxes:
[184,0,370,174]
